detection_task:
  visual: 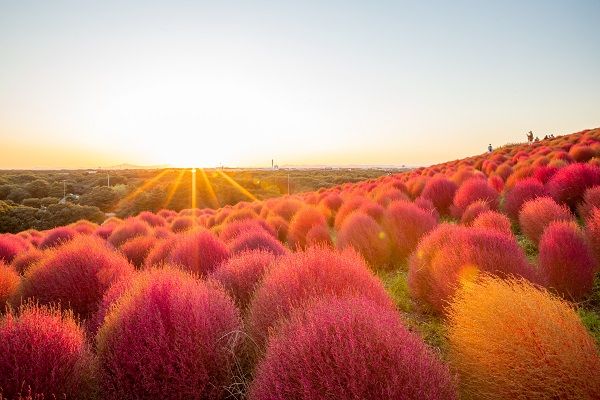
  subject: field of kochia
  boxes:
[1,127,600,399]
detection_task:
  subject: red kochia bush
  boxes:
[337,212,392,269]
[170,216,195,233]
[420,177,458,215]
[107,219,150,248]
[10,248,44,275]
[0,262,19,305]
[538,221,598,300]
[383,201,437,263]
[460,200,491,225]
[287,206,328,249]
[586,208,600,262]
[137,211,166,227]
[228,229,287,256]
[97,267,241,400]
[305,224,333,247]
[119,235,157,268]
[503,177,548,220]
[247,247,393,353]
[408,225,532,314]
[577,185,600,220]
[0,234,29,263]
[519,197,574,244]
[0,304,96,399]
[547,163,600,208]
[250,297,457,400]
[21,236,135,319]
[168,229,229,276]
[472,211,512,236]
[218,219,276,243]
[39,227,78,249]
[447,277,600,399]
[453,178,499,214]
[210,250,276,310]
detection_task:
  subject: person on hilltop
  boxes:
[526,131,534,145]
[488,144,493,153]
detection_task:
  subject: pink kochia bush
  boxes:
[547,163,600,208]
[420,176,458,215]
[503,177,548,220]
[471,211,512,236]
[0,304,96,399]
[119,235,156,268]
[578,185,600,220]
[249,297,457,400]
[460,200,491,225]
[10,248,44,274]
[228,229,287,256]
[0,234,29,263]
[586,208,600,262]
[210,250,277,310]
[453,178,499,214]
[336,212,392,269]
[519,197,573,244]
[408,224,532,314]
[538,221,598,300]
[107,218,150,248]
[21,236,135,319]
[39,226,78,249]
[382,201,437,263]
[287,206,328,249]
[168,229,229,276]
[247,247,393,354]
[97,267,241,400]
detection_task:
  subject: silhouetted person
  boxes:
[544,135,548,140]
[535,136,540,142]
[488,144,493,153]
[526,131,534,145]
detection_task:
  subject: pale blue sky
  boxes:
[1,0,599,168]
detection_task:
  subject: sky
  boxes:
[1,0,599,169]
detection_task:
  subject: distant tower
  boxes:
[272,159,274,169]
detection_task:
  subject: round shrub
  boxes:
[0,234,29,263]
[10,248,43,275]
[0,262,19,306]
[408,224,532,314]
[97,267,241,400]
[453,178,499,214]
[39,227,78,249]
[143,237,177,268]
[382,201,437,263]
[421,177,458,215]
[447,276,600,399]
[305,224,333,247]
[107,218,150,248]
[577,185,600,220]
[168,229,229,276]
[519,197,574,244]
[503,177,548,220]
[586,208,600,262]
[119,235,156,268]
[21,236,135,319]
[337,212,392,269]
[137,211,166,227]
[547,163,600,208]
[471,211,512,236]
[228,229,287,256]
[218,219,276,243]
[170,216,195,233]
[250,297,457,400]
[287,206,328,249]
[247,247,393,354]
[210,250,276,310]
[538,221,598,300]
[0,304,96,399]
[460,200,491,225]
[70,220,99,235]
[569,144,596,162]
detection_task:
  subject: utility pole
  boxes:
[107,173,110,187]
[63,180,66,199]
[287,173,290,195]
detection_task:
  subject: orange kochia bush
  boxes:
[447,276,600,399]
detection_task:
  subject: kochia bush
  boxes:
[0,304,96,399]
[586,208,600,262]
[471,211,512,236]
[0,262,19,306]
[547,163,600,208]
[453,178,499,214]
[39,227,78,249]
[228,229,287,256]
[247,247,393,354]
[287,206,328,249]
[503,177,548,220]
[518,197,573,244]
[420,177,458,215]
[408,225,532,314]
[97,267,241,400]
[0,234,29,263]
[21,236,134,319]
[168,229,229,277]
[447,277,600,399]
[538,221,598,300]
[337,212,392,269]
[250,297,457,400]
